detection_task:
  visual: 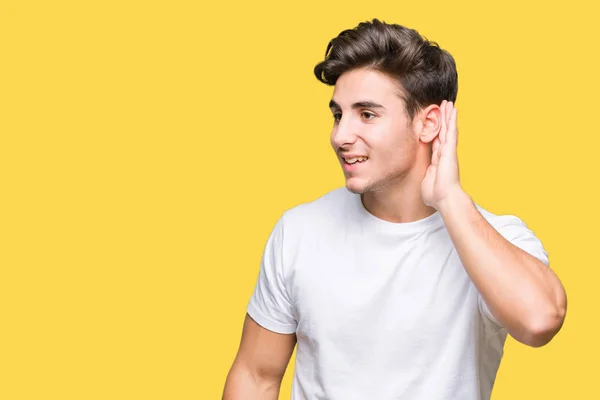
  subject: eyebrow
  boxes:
[329,99,386,110]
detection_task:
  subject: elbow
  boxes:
[519,305,567,348]
[515,282,568,348]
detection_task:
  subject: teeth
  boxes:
[345,156,368,164]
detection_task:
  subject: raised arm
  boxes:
[223,314,296,400]
[421,100,566,347]
[439,192,566,347]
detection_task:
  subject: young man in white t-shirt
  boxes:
[222,19,567,400]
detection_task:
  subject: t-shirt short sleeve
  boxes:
[478,215,550,328]
[247,216,297,334]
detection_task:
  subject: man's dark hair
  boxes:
[314,19,458,121]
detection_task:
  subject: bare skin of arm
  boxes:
[223,314,297,400]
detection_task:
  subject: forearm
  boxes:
[438,190,566,347]
[223,362,281,400]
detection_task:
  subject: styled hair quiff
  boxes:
[314,19,458,121]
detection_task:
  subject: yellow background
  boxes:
[1,0,597,398]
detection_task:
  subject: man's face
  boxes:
[329,68,420,194]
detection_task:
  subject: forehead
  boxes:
[331,68,403,106]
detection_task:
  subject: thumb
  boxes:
[424,164,436,181]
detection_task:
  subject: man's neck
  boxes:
[360,170,437,224]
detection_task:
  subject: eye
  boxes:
[333,113,342,123]
[361,111,376,121]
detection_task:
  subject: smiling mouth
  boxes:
[343,156,369,165]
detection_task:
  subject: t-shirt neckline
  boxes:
[349,189,444,234]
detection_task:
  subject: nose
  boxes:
[331,116,358,150]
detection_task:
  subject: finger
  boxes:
[439,101,447,145]
[447,106,458,147]
[446,101,453,132]
[432,137,440,166]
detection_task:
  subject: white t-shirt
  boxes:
[247,187,549,400]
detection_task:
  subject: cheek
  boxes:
[369,142,415,180]
[376,129,417,164]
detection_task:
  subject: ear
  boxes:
[414,104,442,144]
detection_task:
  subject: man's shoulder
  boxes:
[475,203,527,230]
[280,186,352,226]
[475,203,548,263]
[474,203,542,245]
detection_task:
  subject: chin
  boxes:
[345,177,371,194]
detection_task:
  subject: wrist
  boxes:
[438,187,472,217]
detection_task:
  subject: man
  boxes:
[222,19,567,400]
